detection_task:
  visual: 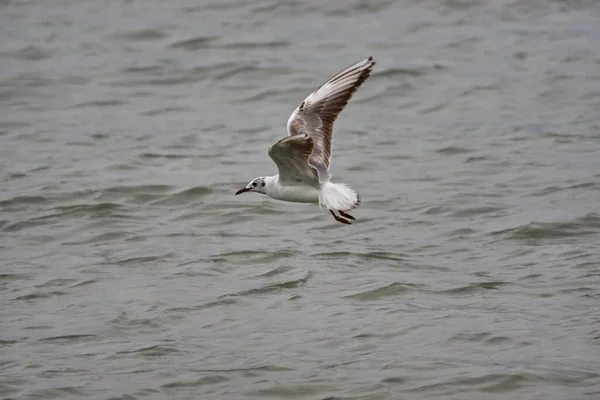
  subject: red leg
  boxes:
[338,210,355,220]
[329,209,351,224]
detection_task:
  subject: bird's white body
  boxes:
[262,176,359,211]
[235,57,374,224]
[263,175,320,204]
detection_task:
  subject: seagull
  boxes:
[235,57,375,224]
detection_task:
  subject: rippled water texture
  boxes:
[1,0,600,399]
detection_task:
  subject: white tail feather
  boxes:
[319,182,361,212]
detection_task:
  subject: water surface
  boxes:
[1,0,600,399]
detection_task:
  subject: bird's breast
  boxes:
[268,184,320,204]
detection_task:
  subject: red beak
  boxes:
[235,187,250,195]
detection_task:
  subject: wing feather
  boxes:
[268,135,320,187]
[286,57,375,180]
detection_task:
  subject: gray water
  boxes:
[1,0,600,399]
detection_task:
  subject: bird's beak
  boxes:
[235,187,250,195]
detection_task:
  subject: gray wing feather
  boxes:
[268,134,320,187]
[286,57,375,181]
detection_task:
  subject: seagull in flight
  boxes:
[235,57,375,224]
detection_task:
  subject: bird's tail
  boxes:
[319,182,361,212]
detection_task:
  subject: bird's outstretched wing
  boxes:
[268,134,320,187]
[286,57,375,181]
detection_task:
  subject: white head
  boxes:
[235,177,267,196]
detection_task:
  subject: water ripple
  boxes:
[492,213,600,241]
[168,36,219,50]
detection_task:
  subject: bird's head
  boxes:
[235,177,267,195]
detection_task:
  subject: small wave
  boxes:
[325,0,395,15]
[382,376,408,384]
[71,99,126,108]
[35,278,78,288]
[248,383,330,398]
[345,282,424,300]
[530,182,598,197]
[138,152,191,159]
[451,206,506,218]
[346,162,378,171]
[111,29,169,41]
[213,64,290,81]
[0,121,31,132]
[220,40,289,49]
[39,368,88,378]
[149,186,212,206]
[491,213,600,241]
[435,146,474,155]
[162,375,228,388]
[19,387,85,398]
[141,106,192,116]
[166,298,238,313]
[5,204,127,230]
[121,65,164,74]
[102,68,210,87]
[188,365,294,373]
[448,332,517,345]
[465,155,492,163]
[7,75,55,88]
[254,266,295,278]
[0,195,47,208]
[68,279,96,288]
[0,273,31,281]
[5,171,28,180]
[485,336,517,345]
[235,88,291,103]
[223,272,311,297]
[1,45,55,61]
[448,228,478,236]
[102,184,174,194]
[3,219,48,232]
[112,254,176,265]
[111,62,236,88]
[407,373,531,395]
[109,313,166,333]
[47,203,123,219]
[420,103,447,114]
[435,281,509,295]
[313,251,407,262]
[115,344,181,357]
[212,249,297,264]
[168,36,219,50]
[373,66,441,79]
[355,82,415,104]
[37,334,97,343]
[421,206,451,215]
[62,231,132,245]
[15,291,67,301]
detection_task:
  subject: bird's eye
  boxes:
[252,182,257,187]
